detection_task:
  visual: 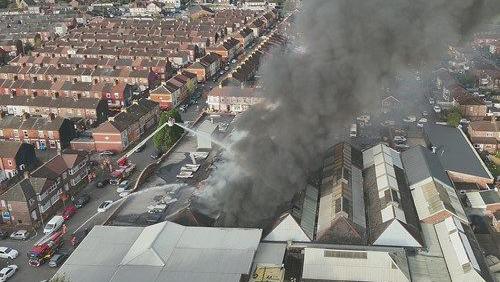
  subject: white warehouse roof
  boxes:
[54,222,263,282]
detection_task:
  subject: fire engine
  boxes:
[27,230,64,267]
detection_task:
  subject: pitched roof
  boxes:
[0,141,22,158]
[1,178,35,202]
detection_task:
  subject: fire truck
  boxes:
[27,230,64,267]
[110,157,136,185]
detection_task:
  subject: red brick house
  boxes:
[468,119,500,153]
[0,150,90,227]
[92,99,159,153]
[0,141,37,181]
[149,84,174,110]
[234,27,254,48]
[453,93,487,120]
[206,37,240,63]
[184,53,222,82]
[0,113,75,150]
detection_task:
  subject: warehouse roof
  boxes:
[54,222,263,282]
[423,124,493,180]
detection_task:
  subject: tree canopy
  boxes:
[446,107,462,127]
[153,109,184,151]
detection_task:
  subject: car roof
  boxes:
[0,247,8,251]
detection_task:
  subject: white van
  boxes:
[43,215,64,234]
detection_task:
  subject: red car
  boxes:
[62,205,77,221]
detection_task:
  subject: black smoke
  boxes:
[198,0,500,227]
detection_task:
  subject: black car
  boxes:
[74,194,91,208]
[135,143,146,153]
[150,150,162,160]
[96,179,109,188]
[48,253,68,267]
[0,230,8,240]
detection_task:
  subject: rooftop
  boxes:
[55,221,263,282]
[423,124,493,181]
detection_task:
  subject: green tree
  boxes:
[153,109,184,151]
[446,107,462,127]
[186,79,197,96]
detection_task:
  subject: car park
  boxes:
[0,247,18,259]
[62,205,77,221]
[97,200,114,213]
[9,230,29,240]
[74,193,91,209]
[0,265,17,281]
[48,253,68,268]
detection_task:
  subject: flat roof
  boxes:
[423,124,493,180]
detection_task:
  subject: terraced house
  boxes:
[0,150,89,227]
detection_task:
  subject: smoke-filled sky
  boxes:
[198,0,500,227]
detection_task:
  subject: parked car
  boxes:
[100,151,114,156]
[429,97,435,104]
[231,59,237,64]
[116,180,130,193]
[150,150,162,160]
[9,230,29,240]
[419,117,428,123]
[74,194,91,209]
[433,105,441,113]
[0,247,18,259]
[135,143,146,153]
[0,230,8,240]
[421,111,429,117]
[62,205,77,221]
[393,136,407,143]
[460,118,470,124]
[417,122,424,128]
[44,215,64,234]
[96,179,109,188]
[97,200,114,213]
[403,115,416,123]
[48,253,68,268]
[0,265,17,281]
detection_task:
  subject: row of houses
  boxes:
[0,78,133,109]
[0,148,90,227]
[71,98,160,153]
[148,71,198,110]
[0,112,75,151]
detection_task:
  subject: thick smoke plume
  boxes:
[198,0,500,227]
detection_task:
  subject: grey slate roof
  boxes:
[401,145,453,187]
[423,124,492,180]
